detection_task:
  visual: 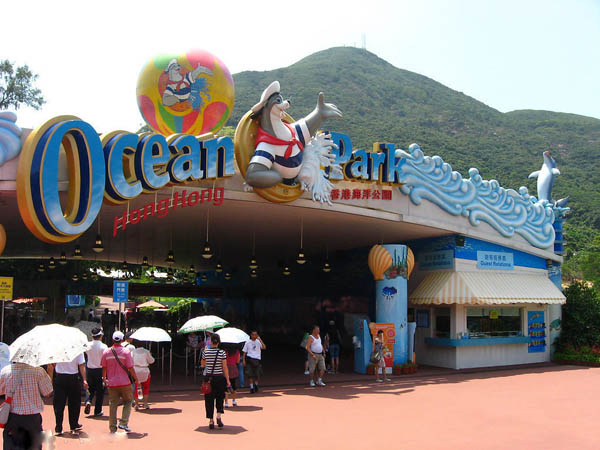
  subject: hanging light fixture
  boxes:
[224,272,232,281]
[73,245,82,259]
[201,210,213,259]
[166,249,175,265]
[188,264,196,275]
[72,273,79,281]
[296,218,307,264]
[59,251,67,265]
[142,256,149,269]
[166,268,174,284]
[215,261,223,273]
[249,232,258,269]
[92,234,104,253]
[183,274,189,284]
[48,257,56,270]
[201,273,208,282]
[322,246,331,272]
[82,271,88,280]
[37,262,45,272]
[250,268,258,278]
[283,265,291,276]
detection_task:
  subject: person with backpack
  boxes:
[101,331,139,433]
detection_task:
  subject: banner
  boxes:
[369,322,396,368]
[66,295,85,307]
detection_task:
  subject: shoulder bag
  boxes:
[0,372,24,428]
[201,349,220,395]
[111,348,135,384]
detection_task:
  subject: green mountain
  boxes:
[228,47,600,258]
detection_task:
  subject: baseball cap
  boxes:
[91,328,103,337]
[112,331,124,341]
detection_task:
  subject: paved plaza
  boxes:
[37,364,599,450]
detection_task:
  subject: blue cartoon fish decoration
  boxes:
[382,286,397,301]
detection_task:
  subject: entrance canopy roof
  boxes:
[409,272,566,305]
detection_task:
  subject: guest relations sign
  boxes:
[476,251,514,270]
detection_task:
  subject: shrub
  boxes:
[557,282,600,350]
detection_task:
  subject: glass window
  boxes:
[466,307,522,338]
[435,308,451,338]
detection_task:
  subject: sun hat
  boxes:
[251,80,281,113]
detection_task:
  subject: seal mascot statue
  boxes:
[245,81,343,192]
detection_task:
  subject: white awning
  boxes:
[409,272,566,305]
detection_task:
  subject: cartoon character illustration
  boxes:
[245,81,343,191]
[528,151,560,203]
[382,286,398,302]
[161,58,213,110]
[549,319,561,331]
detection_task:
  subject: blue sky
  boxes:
[3,0,599,131]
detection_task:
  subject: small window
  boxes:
[467,307,522,338]
[435,308,451,338]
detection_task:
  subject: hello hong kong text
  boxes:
[113,188,224,237]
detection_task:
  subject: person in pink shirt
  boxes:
[101,331,138,433]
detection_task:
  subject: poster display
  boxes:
[369,323,396,369]
[528,311,546,353]
[0,277,13,301]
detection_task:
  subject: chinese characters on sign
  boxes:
[0,277,13,301]
[330,189,393,201]
[113,280,129,303]
[476,251,514,270]
[418,250,454,270]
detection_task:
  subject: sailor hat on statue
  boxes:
[251,80,280,113]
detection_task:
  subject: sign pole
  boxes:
[1,300,5,342]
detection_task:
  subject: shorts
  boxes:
[377,357,386,368]
[245,357,262,378]
[229,378,238,391]
[329,344,340,358]
[308,354,326,373]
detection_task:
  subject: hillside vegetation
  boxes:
[228,47,600,280]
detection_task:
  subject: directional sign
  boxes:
[113,280,129,303]
[0,277,13,301]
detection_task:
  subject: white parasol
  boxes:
[178,315,228,334]
[9,324,90,366]
[216,327,250,344]
[129,327,172,342]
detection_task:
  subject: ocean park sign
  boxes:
[6,49,562,250]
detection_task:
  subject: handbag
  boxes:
[201,349,220,395]
[111,348,135,384]
[0,372,24,428]
[369,350,382,364]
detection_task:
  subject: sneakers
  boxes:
[317,379,326,387]
[232,400,237,406]
[304,370,310,375]
[224,401,230,408]
[84,402,91,415]
[376,379,384,383]
[385,378,392,382]
[118,424,131,432]
[249,386,255,394]
[144,404,150,410]
[217,418,223,428]
[309,380,316,387]
[71,424,83,432]
[94,412,103,417]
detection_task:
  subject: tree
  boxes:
[0,60,45,110]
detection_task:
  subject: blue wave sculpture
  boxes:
[396,144,556,249]
[0,112,22,166]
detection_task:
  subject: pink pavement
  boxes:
[36,364,599,450]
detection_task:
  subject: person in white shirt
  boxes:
[306,325,326,387]
[132,344,155,410]
[242,331,266,393]
[84,328,108,416]
[47,351,88,435]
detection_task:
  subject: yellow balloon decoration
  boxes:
[406,247,415,278]
[234,110,304,203]
[368,245,393,281]
[0,224,6,256]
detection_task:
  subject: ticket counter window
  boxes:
[434,308,451,338]
[466,307,522,338]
